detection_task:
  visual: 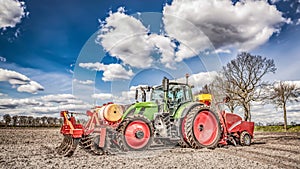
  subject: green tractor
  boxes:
[57,77,222,156]
[117,77,221,150]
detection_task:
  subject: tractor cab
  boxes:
[150,81,193,116]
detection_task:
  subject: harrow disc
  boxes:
[56,135,80,157]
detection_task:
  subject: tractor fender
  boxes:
[179,102,207,119]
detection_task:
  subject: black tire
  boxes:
[117,114,154,151]
[178,116,191,148]
[240,131,251,146]
[184,105,221,149]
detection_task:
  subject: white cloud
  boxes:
[176,71,218,88]
[79,62,134,81]
[17,81,44,94]
[0,94,93,117]
[0,56,6,62]
[148,34,176,69]
[97,7,153,68]
[0,68,29,83]
[0,0,28,30]
[0,98,42,109]
[0,68,44,94]
[296,19,300,25]
[214,49,232,54]
[73,79,94,85]
[163,0,287,52]
[41,94,75,103]
[91,93,113,100]
[97,8,178,69]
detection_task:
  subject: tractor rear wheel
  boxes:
[117,115,154,151]
[185,105,221,149]
[178,116,191,148]
[240,131,251,146]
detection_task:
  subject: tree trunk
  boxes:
[243,103,251,121]
[283,103,287,132]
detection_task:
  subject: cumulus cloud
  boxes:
[97,7,153,68]
[148,34,176,69]
[97,7,178,69]
[17,81,44,94]
[92,93,113,100]
[0,98,42,109]
[0,68,44,94]
[73,79,94,85]
[0,0,28,30]
[41,94,76,103]
[163,0,287,52]
[176,71,218,88]
[0,94,93,117]
[79,62,134,81]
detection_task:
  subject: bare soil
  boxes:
[0,128,299,169]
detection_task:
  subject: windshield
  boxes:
[150,84,193,103]
[150,86,164,102]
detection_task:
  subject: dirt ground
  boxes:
[0,128,299,169]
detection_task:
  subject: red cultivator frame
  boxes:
[57,102,123,156]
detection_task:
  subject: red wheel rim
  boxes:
[124,120,151,149]
[193,110,218,146]
[181,117,188,142]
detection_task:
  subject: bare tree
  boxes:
[19,116,28,126]
[222,52,276,121]
[28,116,34,127]
[12,115,19,126]
[41,116,48,126]
[3,114,11,127]
[34,117,41,127]
[208,74,240,113]
[47,117,54,127]
[267,81,300,131]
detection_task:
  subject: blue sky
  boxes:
[0,0,300,124]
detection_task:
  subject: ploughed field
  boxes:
[0,128,299,169]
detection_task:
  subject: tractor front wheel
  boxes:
[240,131,251,146]
[117,115,154,151]
[185,105,221,149]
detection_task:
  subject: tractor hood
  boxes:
[122,102,158,121]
